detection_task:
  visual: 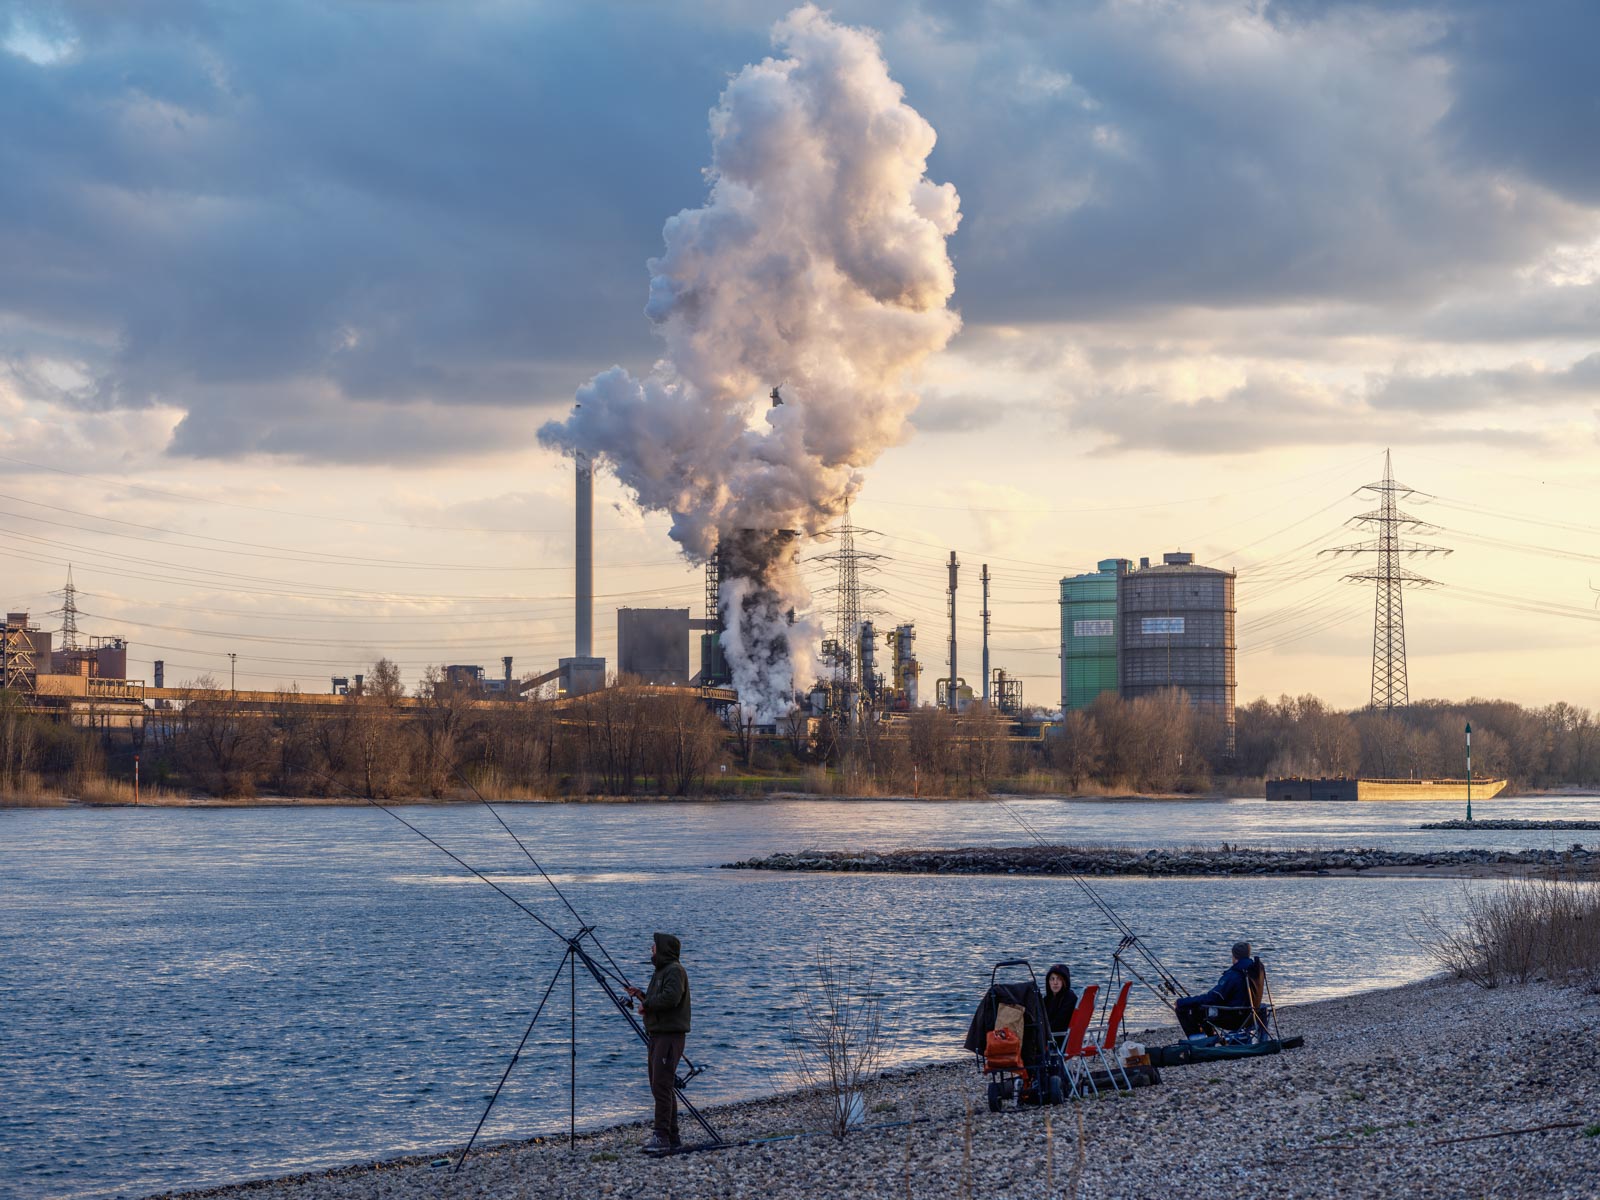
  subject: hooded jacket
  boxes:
[1042,964,1079,1034]
[641,932,691,1036]
[1193,956,1257,1011]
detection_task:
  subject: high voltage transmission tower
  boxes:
[1323,450,1451,710]
[813,508,885,699]
[49,565,81,651]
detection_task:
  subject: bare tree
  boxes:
[414,666,478,798]
[349,658,406,798]
[1050,710,1104,792]
[174,674,267,796]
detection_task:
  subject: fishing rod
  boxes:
[442,762,712,1087]
[300,760,722,1158]
[995,801,1187,1007]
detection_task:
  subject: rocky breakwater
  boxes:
[1421,818,1600,831]
[724,843,1600,877]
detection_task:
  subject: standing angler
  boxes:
[625,932,691,1152]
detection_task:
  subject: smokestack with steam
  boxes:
[540,5,961,721]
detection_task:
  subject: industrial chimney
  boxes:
[558,454,606,697]
[576,454,593,658]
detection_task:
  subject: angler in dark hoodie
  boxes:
[1175,941,1257,1037]
[1042,963,1079,1038]
[625,932,692,1151]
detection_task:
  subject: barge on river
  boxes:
[1265,776,1508,802]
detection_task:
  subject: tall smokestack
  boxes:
[981,563,990,705]
[576,455,593,658]
[947,550,959,711]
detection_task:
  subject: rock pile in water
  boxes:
[1420,819,1600,831]
[722,843,1600,876]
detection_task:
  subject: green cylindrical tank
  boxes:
[1059,558,1126,711]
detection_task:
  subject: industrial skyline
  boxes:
[2,2,1597,710]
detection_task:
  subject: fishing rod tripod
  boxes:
[454,924,722,1172]
[300,762,722,1169]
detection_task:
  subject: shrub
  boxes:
[1420,877,1600,988]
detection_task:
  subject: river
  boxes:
[3,794,1596,1200]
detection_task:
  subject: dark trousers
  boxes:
[1175,998,1207,1037]
[647,1033,686,1141]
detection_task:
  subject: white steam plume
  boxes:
[540,5,961,722]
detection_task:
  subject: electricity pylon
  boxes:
[49,565,81,651]
[1323,451,1451,710]
[813,508,885,698]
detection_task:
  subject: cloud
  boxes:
[1,0,1596,467]
[908,389,1013,433]
[888,0,1594,320]
[1068,370,1556,454]
[0,1,758,458]
[1370,352,1600,413]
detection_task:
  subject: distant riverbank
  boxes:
[0,788,1267,809]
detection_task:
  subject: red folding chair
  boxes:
[1083,981,1133,1093]
[1054,984,1100,1098]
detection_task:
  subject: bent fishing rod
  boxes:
[300,761,721,1160]
[995,801,1187,1009]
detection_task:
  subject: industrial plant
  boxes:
[1,460,1247,755]
[1060,552,1238,742]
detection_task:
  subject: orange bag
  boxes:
[984,1028,1025,1072]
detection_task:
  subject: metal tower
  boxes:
[814,509,884,695]
[50,565,81,651]
[980,564,991,705]
[1324,451,1450,709]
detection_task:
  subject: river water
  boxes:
[3,794,1597,1200]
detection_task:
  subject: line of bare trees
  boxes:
[140,663,727,799]
[8,665,1599,801]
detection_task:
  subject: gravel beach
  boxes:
[148,976,1600,1200]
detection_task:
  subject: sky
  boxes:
[2,0,1597,710]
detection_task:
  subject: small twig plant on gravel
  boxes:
[788,943,884,1137]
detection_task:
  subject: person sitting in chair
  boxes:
[1042,963,1079,1038]
[1175,941,1258,1038]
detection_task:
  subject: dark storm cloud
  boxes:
[1,0,758,453]
[1,0,1595,464]
[881,0,1593,321]
[1268,0,1600,203]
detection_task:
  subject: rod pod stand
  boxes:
[455,927,723,1173]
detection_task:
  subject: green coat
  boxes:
[642,932,691,1035]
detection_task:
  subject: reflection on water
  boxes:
[2,795,1595,1200]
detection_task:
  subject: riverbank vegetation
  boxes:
[3,668,1599,802]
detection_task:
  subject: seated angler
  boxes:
[1042,963,1079,1040]
[1175,941,1257,1038]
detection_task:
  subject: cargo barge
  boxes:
[1265,777,1508,802]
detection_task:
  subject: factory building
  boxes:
[52,638,128,681]
[1058,552,1237,739]
[1059,559,1128,713]
[618,607,692,685]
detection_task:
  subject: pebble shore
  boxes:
[723,844,1600,877]
[146,976,1600,1200]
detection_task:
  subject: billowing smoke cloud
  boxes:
[540,4,961,721]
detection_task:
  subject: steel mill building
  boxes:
[1059,552,1237,740]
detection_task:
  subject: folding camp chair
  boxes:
[1082,980,1134,1093]
[1054,984,1100,1098]
[1199,958,1276,1045]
